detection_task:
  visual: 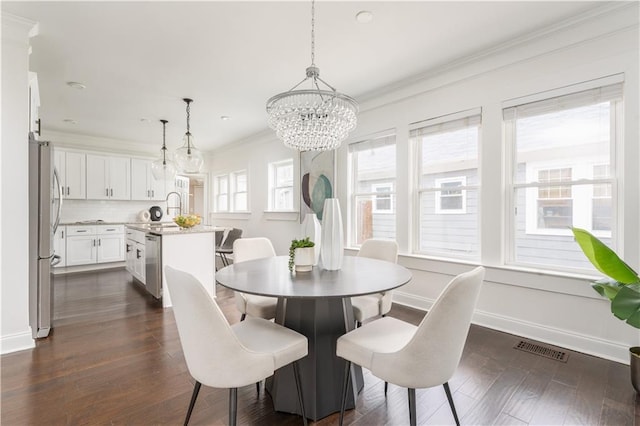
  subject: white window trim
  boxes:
[435,176,467,214]
[371,183,394,213]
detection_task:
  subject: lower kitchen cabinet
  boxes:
[66,225,125,266]
[53,226,66,267]
[125,228,146,284]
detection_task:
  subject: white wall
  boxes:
[1,14,37,353]
[210,4,640,363]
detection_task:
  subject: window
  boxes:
[435,177,467,214]
[231,170,247,211]
[268,159,294,211]
[348,133,396,246]
[505,81,621,270]
[371,183,393,213]
[411,110,481,259]
[214,175,228,212]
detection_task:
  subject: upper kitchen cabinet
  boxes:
[28,72,40,137]
[86,154,131,200]
[131,158,166,201]
[54,149,86,200]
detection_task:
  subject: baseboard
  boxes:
[1,330,35,355]
[393,291,631,365]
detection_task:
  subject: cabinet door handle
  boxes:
[106,228,116,232]
[126,244,131,252]
[61,230,64,238]
[66,186,70,196]
[147,190,150,198]
[106,188,109,197]
[136,249,141,259]
[92,239,95,246]
[110,188,113,197]
[77,230,87,233]
[36,118,41,136]
[98,239,101,246]
[151,190,154,197]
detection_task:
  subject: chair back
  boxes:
[358,239,398,263]
[214,230,224,248]
[371,266,485,389]
[233,237,276,264]
[164,266,273,388]
[221,228,243,250]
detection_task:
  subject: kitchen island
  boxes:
[125,224,217,307]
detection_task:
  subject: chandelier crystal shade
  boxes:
[266,0,358,151]
[151,119,177,181]
[174,98,204,174]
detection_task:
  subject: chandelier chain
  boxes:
[310,0,315,66]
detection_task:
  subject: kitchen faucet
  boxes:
[165,191,183,216]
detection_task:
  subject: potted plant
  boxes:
[289,237,315,272]
[571,227,640,393]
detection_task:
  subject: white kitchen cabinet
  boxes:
[86,154,131,200]
[66,225,125,266]
[125,227,146,284]
[29,72,40,136]
[66,235,97,266]
[54,150,86,200]
[53,225,66,267]
[131,159,165,201]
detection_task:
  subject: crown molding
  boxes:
[41,129,157,157]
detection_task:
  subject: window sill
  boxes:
[263,211,299,221]
[211,212,251,220]
[344,247,603,300]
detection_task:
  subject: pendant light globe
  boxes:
[151,119,177,181]
[175,98,204,174]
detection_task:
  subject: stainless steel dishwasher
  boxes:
[145,234,162,299]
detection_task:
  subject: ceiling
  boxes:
[3,1,606,153]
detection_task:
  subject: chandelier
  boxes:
[151,119,177,181]
[266,0,358,151]
[175,98,204,174]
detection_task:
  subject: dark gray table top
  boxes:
[215,255,412,298]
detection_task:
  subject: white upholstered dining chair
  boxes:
[337,266,485,426]
[232,237,278,321]
[165,266,308,426]
[350,239,399,327]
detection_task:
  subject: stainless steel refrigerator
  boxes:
[28,133,62,338]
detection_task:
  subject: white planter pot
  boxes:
[301,213,321,265]
[320,198,344,271]
[294,247,315,272]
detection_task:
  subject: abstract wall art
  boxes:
[300,150,335,222]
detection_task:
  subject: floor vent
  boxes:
[514,340,569,362]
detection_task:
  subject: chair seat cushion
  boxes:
[232,318,308,370]
[351,294,382,322]
[337,316,416,370]
[244,294,277,319]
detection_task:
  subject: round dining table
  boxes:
[215,255,412,421]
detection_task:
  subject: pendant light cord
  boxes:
[310,0,315,66]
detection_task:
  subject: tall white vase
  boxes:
[320,198,344,271]
[301,213,322,265]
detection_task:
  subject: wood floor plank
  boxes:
[1,268,637,426]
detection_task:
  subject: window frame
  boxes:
[214,174,229,213]
[267,159,294,212]
[230,169,248,212]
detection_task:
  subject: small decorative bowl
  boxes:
[173,214,201,229]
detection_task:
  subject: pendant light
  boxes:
[266,0,358,151]
[175,98,204,174]
[151,119,177,181]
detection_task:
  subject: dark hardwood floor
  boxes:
[2,268,638,425]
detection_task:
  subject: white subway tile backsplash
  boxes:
[61,200,169,223]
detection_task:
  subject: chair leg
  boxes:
[384,381,388,395]
[356,321,362,328]
[408,388,416,426]
[240,313,246,321]
[229,388,238,426]
[339,361,352,426]
[292,361,308,426]
[443,382,460,426]
[184,381,201,426]
[256,381,260,394]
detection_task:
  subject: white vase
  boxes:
[294,247,314,272]
[320,198,344,271]
[301,213,322,265]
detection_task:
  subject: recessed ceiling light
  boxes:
[220,116,231,121]
[63,119,77,124]
[66,81,86,90]
[355,11,373,24]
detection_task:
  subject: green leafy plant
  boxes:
[289,237,315,271]
[572,227,640,328]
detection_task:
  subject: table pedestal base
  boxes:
[266,297,364,421]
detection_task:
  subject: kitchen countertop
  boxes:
[126,224,219,236]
